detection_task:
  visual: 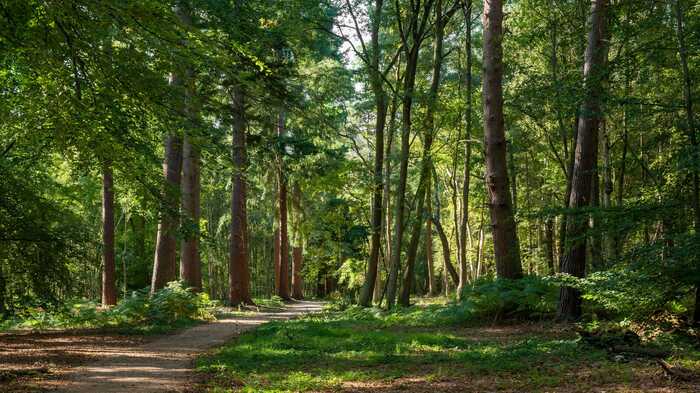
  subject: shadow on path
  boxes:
[47,300,324,393]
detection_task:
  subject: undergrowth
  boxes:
[0,281,217,333]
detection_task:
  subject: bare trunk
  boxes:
[426,175,435,296]
[102,161,117,306]
[458,0,473,298]
[558,0,608,321]
[482,0,522,279]
[180,135,202,291]
[151,134,183,293]
[229,85,252,305]
[545,217,555,275]
[291,183,304,299]
[276,111,291,300]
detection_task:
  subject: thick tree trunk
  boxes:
[229,86,252,305]
[482,0,523,279]
[276,111,291,300]
[151,134,183,293]
[180,135,202,291]
[101,161,117,306]
[674,0,700,325]
[558,0,608,321]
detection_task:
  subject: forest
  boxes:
[1,0,700,392]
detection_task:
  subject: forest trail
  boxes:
[46,300,324,393]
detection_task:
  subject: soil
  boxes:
[0,300,324,392]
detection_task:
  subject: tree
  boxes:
[276,111,291,300]
[558,0,609,321]
[101,161,117,306]
[229,85,253,306]
[482,0,523,280]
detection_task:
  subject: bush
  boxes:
[459,276,558,320]
[2,281,217,332]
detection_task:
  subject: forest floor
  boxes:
[195,302,700,393]
[0,300,324,392]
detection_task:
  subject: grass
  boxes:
[196,301,700,393]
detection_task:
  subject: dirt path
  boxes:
[40,300,324,392]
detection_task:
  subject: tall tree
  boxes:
[275,111,291,300]
[151,132,184,293]
[229,85,252,305]
[482,0,523,279]
[558,0,608,320]
[291,182,304,299]
[458,0,474,297]
[385,0,436,308]
[101,161,117,306]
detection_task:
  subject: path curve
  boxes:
[51,300,324,393]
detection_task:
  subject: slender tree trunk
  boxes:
[545,217,555,274]
[675,0,700,325]
[359,0,388,307]
[378,90,398,304]
[151,134,183,293]
[274,227,281,295]
[276,111,291,300]
[181,135,202,291]
[482,0,523,279]
[102,161,117,306]
[291,183,304,299]
[229,85,252,305]
[426,174,435,296]
[399,181,426,306]
[386,49,419,308]
[601,120,614,260]
[458,0,473,298]
[558,0,608,321]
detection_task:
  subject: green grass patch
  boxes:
[196,301,697,393]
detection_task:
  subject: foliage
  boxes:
[1,281,216,333]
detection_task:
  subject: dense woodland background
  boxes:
[1,0,699,327]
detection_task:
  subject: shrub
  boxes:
[460,276,558,320]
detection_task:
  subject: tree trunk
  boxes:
[482,0,523,279]
[558,0,608,321]
[291,183,304,299]
[386,43,421,309]
[229,85,252,305]
[276,111,291,300]
[458,0,473,298]
[545,217,555,274]
[399,181,426,307]
[151,134,183,293]
[674,0,700,325]
[180,134,202,291]
[102,161,117,306]
[426,174,435,296]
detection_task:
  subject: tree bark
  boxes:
[229,85,252,305]
[458,0,473,298]
[545,217,555,275]
[482,0,523,279]
[291,182,304,299]
[180,134,202,291]
[426,174,435,296]
[151,133,183,293]
[101,161,117,306]
[558,0,608,321]
[276,111,291,300]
